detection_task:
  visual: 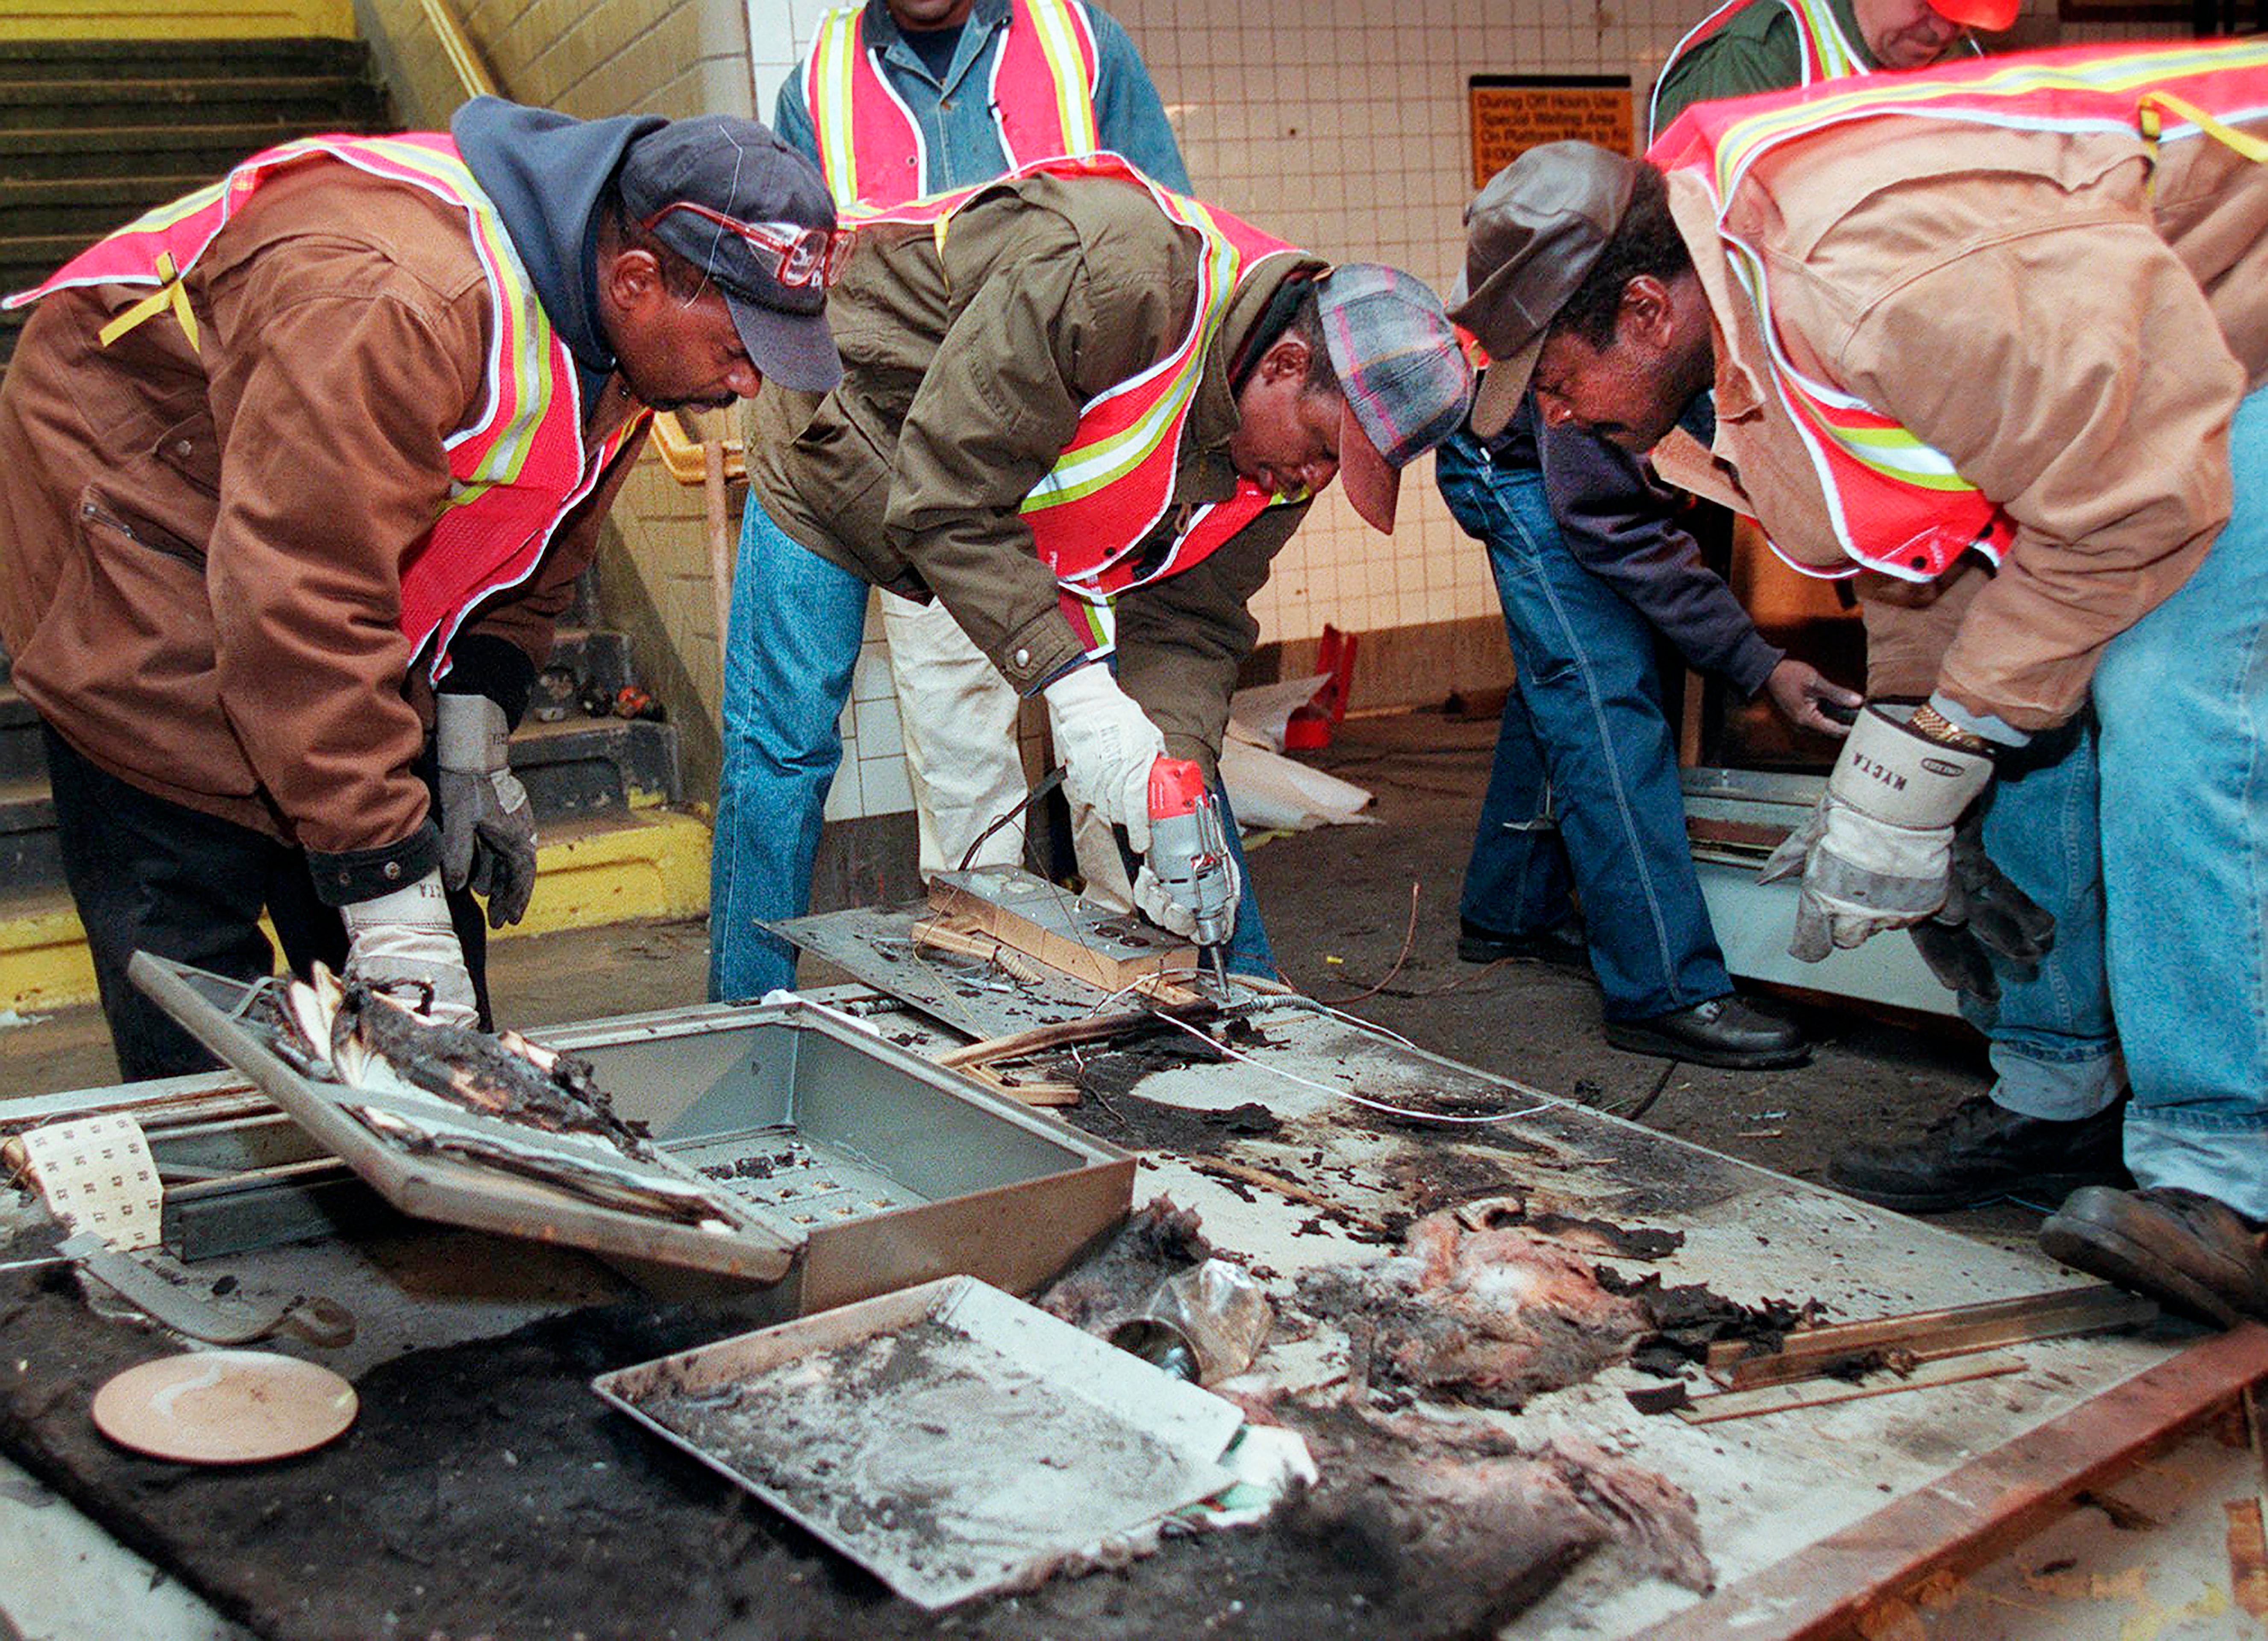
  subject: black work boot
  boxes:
[1457,917,1588,968]
[1829,1094,2130,1214]
[1601,996,1808,1071]
[2040,1185,2268,1326]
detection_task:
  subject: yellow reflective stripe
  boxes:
[2142,88,2268,162]
[1709,39,2268,199]
[1785,0,1863,77]
[1023,0,1100,154]
[810,7,863,206]
[317,136,556,499]
[1021,192,1245,513]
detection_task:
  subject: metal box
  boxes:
[127,955,1135,1318]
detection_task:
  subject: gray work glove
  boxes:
[436,692,536,929]
[1043,663,1167,853]
[341,870,479,1029]
[1759,703,1994,961]
[1907,809,2056,1002]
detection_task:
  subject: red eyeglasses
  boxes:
[638,201,855,290]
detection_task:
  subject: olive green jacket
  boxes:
[746,170,1324,771]
[1650,0,1877,139]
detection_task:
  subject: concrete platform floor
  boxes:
[0,707,2026,1249]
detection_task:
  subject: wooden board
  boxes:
[1707,1284,2159,1389]
[926,867,1196,993]
[1637,1323,2268,1638]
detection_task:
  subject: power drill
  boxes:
[1145,756,1239,996]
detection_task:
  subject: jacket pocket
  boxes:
[78,486,207,569]
[151,408,222,499]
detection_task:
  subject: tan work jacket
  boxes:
[1651,115,2268,728]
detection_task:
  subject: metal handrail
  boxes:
[418,0,497,99]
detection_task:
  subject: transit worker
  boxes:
[712,0,1192,996]
[0,98,842,1079]
[711,154,1473,999]
[1439,0,2012,1071]
[1450,37,2268,1323]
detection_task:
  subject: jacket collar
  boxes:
[1186,254,1330,500]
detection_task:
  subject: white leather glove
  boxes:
[341,870,479,1029]
[1758,703,1993,961]
[437,692,536,928]
[1042,664,1166,853]
[1133,864,1199,939]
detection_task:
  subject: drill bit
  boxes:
[1208,945,1230,1002]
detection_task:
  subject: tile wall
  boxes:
[742,0,2118,822]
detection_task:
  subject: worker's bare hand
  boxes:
[1762,659,1863,737]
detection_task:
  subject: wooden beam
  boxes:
[1637,1322,2268,1640]
[1676,1351,2027,1426]
[1707,1284,2157,1389]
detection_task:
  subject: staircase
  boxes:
[0,36,708,1018]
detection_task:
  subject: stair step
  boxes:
[509,716,683,822]
[0,773,57,889]
[0,175,218,239]
[0,38,371,83]
[0,78,389,133]
[0,123,394,180]
[0,808,715,1014]
[546,627,633,701]
[0,687,37,785]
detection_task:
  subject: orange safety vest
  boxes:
[3,133,649,679]
[1650,38,2268,582]
[802,0,1102,209]
[852,153,1302,656]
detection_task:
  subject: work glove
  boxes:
[1133,864,1202,940]
[341,870,479,1029]
[1042,663,1167,853]
[1759,702,1993,962]
[436,691,537,929]
[1906,809,2056,1003]
[1133,854,1241,946]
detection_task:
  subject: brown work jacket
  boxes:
[746,170,1322,773]
[1651,112,2268,730]
[0,162,644,863]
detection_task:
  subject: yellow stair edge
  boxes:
[0,809,712,1014]
[0,2,356,41]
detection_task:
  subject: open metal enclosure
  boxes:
[115,956,1135,1318]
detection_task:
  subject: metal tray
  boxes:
[129,954,1134,1309]
[593,1275,1245,1609]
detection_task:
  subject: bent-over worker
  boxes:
[725,0,1191,950]
[1450,39,2268,1323]
[711,156,1472,998]
[0,98,842,1078]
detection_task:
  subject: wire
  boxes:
[1135,1000,1560,1127]
[955,765,1067,873]
[1304,881,1421,1006]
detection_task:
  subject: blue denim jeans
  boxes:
[710,493,1274,999]
[709,497,870,1000]
[2093,382,2268,1215]
[1437,431,1730,1021]
[1962,718,2123,1121]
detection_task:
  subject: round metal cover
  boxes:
[92,1350,357,1465]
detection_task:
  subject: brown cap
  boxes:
[1450,141,1638,439]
